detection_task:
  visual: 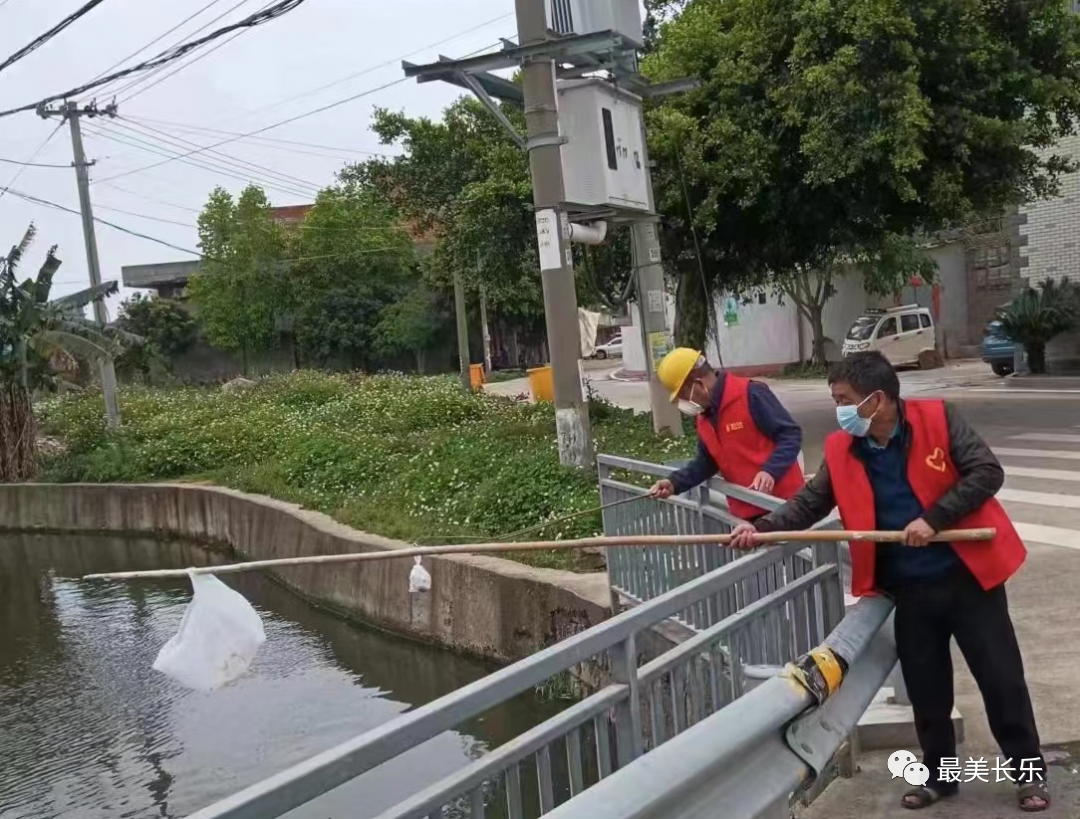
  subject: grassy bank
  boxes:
[38,371,695,570]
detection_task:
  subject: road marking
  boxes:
[994,447,1080,462]
[1005,465,1080,483]
[1014,522,1080,551]
[968,388,1080,394]
[1010,433,1080,444]
[998,488,1080,509]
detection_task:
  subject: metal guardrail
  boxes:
[190,470,847,819]
[598,454,851,623]
[541,597,898,819]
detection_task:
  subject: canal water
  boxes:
[0,534,569,819]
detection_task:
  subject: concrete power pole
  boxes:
[39,101,121,428]
[515,0,592,467]
[452,268,471,392]
[632,221,683,436]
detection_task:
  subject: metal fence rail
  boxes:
[598,454,850,625]
[190,503,846,819]
[540,597,898,819]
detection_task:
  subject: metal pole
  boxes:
[452,268,471,392]
[515,0,591,467]
[478,269,493,374]
[65,101,121,428]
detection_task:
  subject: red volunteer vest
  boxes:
[824,398,1026,597]
[695,374,805,520]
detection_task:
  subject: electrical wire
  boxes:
[0,0,310,120]
[90,33,504,186]
[87,0,235,88]
[0,156,69,168]
[214,14,512,126]
[0,0,111,76]
[111,118,324,194]
[124,115,390,158]
[82,121,318,200]
[92,76,410,185]
[0,121,65,202]
[3,186,202,256]
[108,0,271,103]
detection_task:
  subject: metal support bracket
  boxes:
[527,134,568,151]
[456,70,526,149]
[784,623,897,777]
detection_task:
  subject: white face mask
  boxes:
[677,400,705,417]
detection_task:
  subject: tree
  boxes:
[1,225,132,481]
[289,180,416,369]
[114,293,198,381]
[351,96,633,343]
[187,186,289,374]
[645,0,1080,359]
[997,278,1079,375]
[375,282,449,373]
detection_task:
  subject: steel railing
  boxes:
[190,468,848,819]
[540,597,898,819]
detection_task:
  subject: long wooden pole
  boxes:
[82,528,996,581]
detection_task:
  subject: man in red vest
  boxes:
[730,351,1047,812]
[649,348,804,521]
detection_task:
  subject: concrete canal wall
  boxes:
[0,483,612,665]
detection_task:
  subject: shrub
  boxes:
[38,371,695,570]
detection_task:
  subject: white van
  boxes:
[841,305,936,367]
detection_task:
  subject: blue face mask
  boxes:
[836,392,879,437]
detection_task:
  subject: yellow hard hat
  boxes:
[656,347,703,401]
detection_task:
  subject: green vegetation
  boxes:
[39,371,695,570]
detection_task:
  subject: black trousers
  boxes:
[891,566,1045,790]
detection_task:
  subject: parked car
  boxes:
[841,305,936,366]
[981,319,1016,377]
[593,336,623,360]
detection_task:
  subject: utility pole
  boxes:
[452,269,471,392]
[39,100,121,428]
[633,110,683,437]
[479,282,493,375]
[515,0,591,467]
[632,221,683,436]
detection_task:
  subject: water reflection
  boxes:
[0,534,567,819]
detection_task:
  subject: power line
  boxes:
[97,181,203,213]
[214,14,512,127]
[0,156,69,168]
[92,202,196,228]
[87,29,506,183]
[124,114,391,158]
[112,118,325,194]
[0,121,65,202]
[0,0,310,120]
[3,186,201,256]
[82,121,318,200]
[0,0,110,76]
[93,76,409,184]
[87,0,235,86]
[106,0,269,103]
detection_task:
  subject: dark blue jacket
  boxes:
[669,373,802,495]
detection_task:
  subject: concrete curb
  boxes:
[0,483,612,665]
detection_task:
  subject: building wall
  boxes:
[1019,134,1080,286]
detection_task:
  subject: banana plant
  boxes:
[1,224,140,481]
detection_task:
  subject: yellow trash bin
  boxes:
[527,365,555,402]
[469,363,485,390]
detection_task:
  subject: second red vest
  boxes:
[824,398,1026,597]
[695,374,804,520]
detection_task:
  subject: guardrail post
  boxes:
[609,633,644,768]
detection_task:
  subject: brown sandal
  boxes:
[902,786,954,810]
[1018,781,1051,812]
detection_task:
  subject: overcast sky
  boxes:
[0,0,518,313]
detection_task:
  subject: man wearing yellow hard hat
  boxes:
[651,348,805,521]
